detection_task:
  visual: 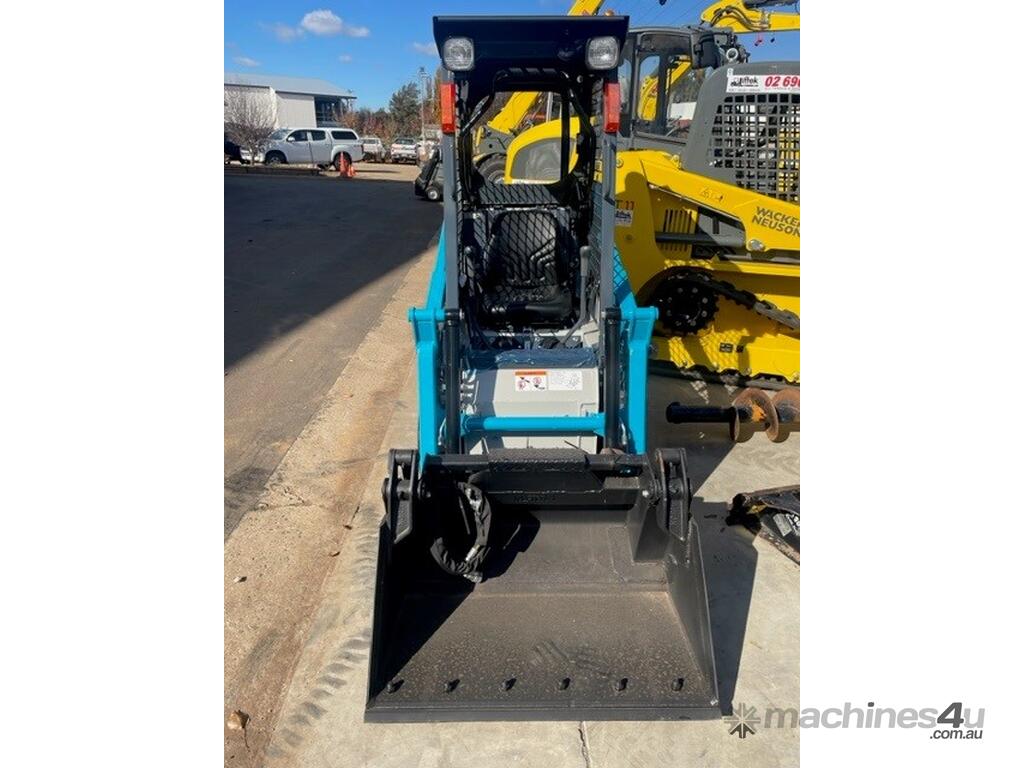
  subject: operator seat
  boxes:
[478,207,576,329]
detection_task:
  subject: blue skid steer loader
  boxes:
[367,14,719,722]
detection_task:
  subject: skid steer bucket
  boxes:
[367,449,718,721]
[366,15,719,722]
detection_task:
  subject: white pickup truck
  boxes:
[263,127,364,169]
[389,137,419,164]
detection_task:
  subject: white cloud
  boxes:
[300,9,369,37]
[412,41,438,55]
[233,56,260,68]
[338,54,353,63]
[262,21,304,42]
[261,11,369,43]
[301,9,344,35]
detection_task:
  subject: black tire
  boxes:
[476,154,507,183]
[426,185,441,202]
[265,152,285,165]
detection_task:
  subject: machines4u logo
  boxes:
[725,703,760,738]
[727,701,985,740]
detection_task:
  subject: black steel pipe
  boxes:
[665,404,733,424]
[424,451,648,473]
[666,402,754,424]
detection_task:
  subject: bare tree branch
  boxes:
[224,86,277,162]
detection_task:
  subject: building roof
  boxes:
[224,72,355,99]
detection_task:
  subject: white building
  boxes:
[224,73,356,128]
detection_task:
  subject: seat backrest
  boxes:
[483,210,563,289]
[475,207,578,329]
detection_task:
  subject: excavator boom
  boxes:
[701,0,800,32]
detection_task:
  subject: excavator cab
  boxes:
[366,15,720,721]
[624,26,745,143]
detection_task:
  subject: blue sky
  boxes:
[225,1,800,109]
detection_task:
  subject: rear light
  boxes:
[441,82,456,134]
[603,81,620,134]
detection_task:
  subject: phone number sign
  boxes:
[726,71,800,94]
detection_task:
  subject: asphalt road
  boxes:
[224,165,440,537]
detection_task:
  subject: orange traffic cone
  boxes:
[337,154,356,179]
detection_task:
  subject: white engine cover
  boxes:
[462,363,599,453]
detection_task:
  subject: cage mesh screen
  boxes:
[463,199,578,332]
[707,93,800,203]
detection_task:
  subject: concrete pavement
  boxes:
[224,167,440,765]
[225,164,438,537]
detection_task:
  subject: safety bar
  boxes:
[461,413,605,436]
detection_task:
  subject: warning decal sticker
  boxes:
[514,370,548,392]
[725,70,800,94]
[615,202,634,228]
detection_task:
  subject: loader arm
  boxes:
[618,150,799,291]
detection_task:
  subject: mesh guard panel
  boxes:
[708,92,800,203]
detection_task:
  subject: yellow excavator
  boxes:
[504,4,800,386]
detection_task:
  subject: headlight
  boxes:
[586,36,619,70]
[442,37,474,71]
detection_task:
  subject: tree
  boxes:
[388,82,422,138]
[421,67,445,128]
[224,87,277,162]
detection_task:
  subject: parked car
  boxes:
[361,136,385,163]
[389,137,419,164]
[224,135,263,164]
[416,140,438,162]
[263,127,364,169]
[413,147,443,202]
